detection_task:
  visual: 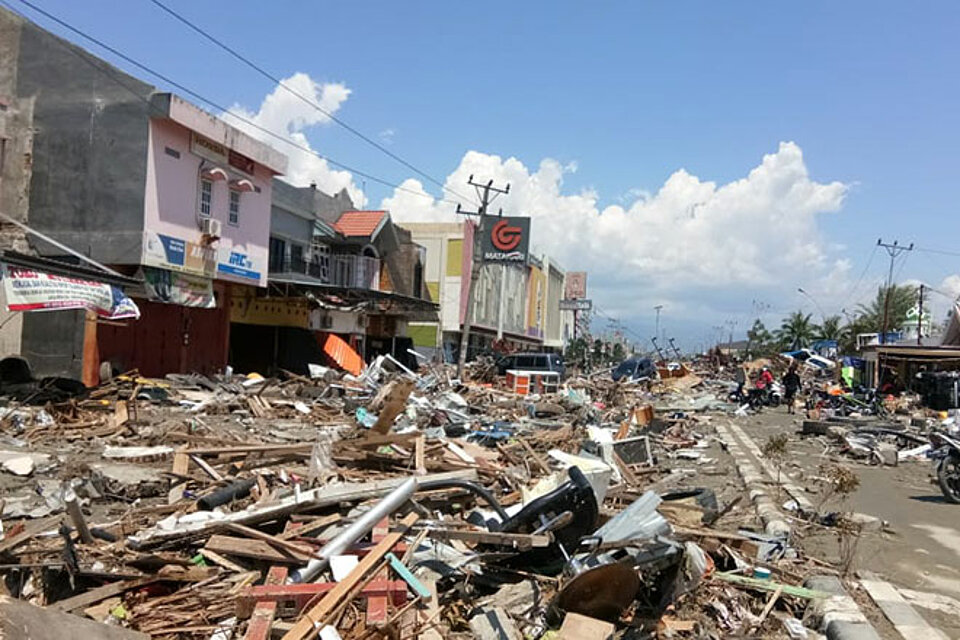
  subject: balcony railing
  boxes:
[269,254,380,290]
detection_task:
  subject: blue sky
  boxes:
[12,0,960,349]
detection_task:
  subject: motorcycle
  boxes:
[930,430,960,504]
[746,382,782,411]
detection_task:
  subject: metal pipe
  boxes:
[289,477,417,583]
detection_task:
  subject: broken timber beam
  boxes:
[281,513,419,640]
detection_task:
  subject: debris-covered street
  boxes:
[2,354,959,639]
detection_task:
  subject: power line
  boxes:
[7,0,457,207]
[145,0,475,207]
[840,243,878,308]
[914,246,960,258]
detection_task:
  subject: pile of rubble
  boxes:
[0,356,868,639]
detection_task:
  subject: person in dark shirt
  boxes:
[782,364,802,414]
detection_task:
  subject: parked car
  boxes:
[495,352,566,378]
[612,357,658,382]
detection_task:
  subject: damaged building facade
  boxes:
[405,221,571,361]
[230,180,436,375]
[0,7,287,382]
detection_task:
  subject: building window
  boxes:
[228,190,240,226]
[289,244,304,270]
[199,179,213,217]
[310,242,330,282]
[269,236,286,272]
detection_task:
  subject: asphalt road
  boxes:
[733,408,960,637]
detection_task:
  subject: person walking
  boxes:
[782,364,801,414]
[735,365,746,401]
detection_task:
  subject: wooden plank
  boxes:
[371,380,415,435]
[517,438,550,475]
[198,549,247,573]
[0,516,58,554]
[366,518,390,625]
[189,455,224,482]
[205,535,309,564]
[612,451,638,487]
[222,523,319,559]
[113,400,129,429]
[756,586,782,625]
[281,513,419,640]
[51,577,158,612]
[424,528,551,549]
[414,435,426,476]
[278,513,341,541]
[171,451,190,476]
[186,443,315,456]
[559,612,615,639]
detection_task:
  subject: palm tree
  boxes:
[857,284,918,335]
[815,315,844,342]
[776,311,816,350]
[747,319,774,357]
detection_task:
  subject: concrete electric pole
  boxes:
[877,238,913,344]
[456,176,510,379]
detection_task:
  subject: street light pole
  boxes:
[653,305,663,344]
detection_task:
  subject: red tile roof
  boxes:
[334,210,387,238]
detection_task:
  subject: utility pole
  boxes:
[877,238,913,345]
[653,305,663,344]
[456,176,510,379]
[917,284,924,345]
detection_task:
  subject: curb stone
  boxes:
[803,576,881,640]
[716,421,884,640]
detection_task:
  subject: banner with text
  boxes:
[143,267,215,308]
[2,264,140,319]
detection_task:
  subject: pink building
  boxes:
[141,94,286,288]
[96,94,287,380]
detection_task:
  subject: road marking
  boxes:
[859,572,949,640]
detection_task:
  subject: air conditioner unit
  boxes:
[200,217,222,238]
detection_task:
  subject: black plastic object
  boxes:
[492,466,599,573]
[197,478,257,510]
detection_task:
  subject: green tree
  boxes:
[612,342,625,362]
[856,284,918,335]
[775,311,816,350]
[815,315,844,342]
[746,319,774,357]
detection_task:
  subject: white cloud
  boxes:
[387,142,847,293]
[382,143,854,343]
[379,128,396,145]
[222,72,366,205]
[224,73,853,341]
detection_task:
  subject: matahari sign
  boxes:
[480,216,530,263]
